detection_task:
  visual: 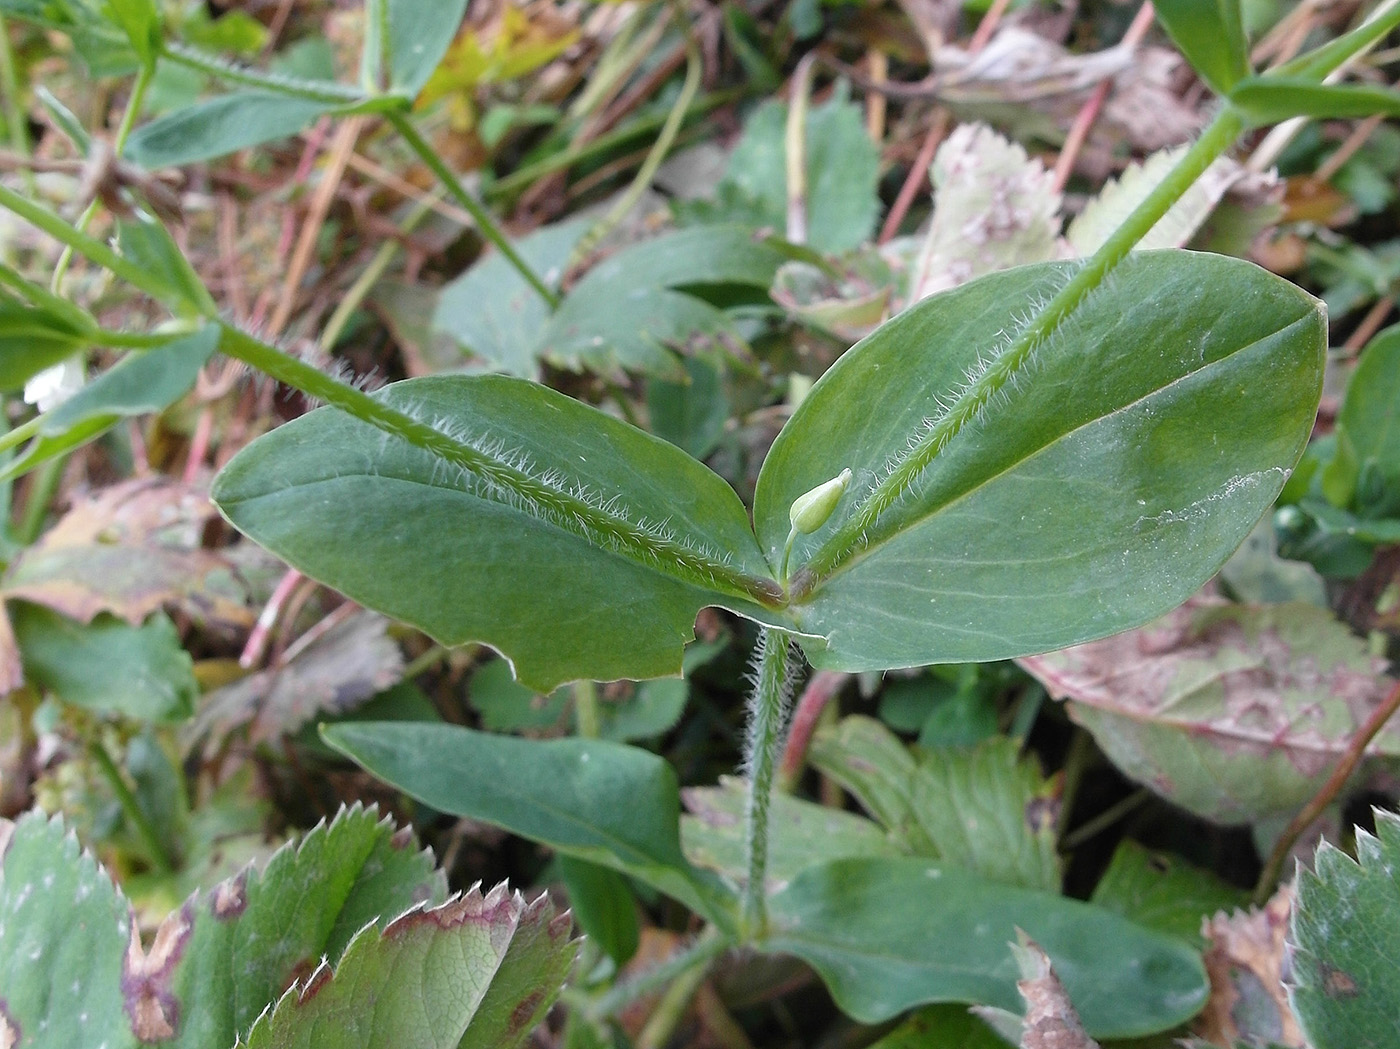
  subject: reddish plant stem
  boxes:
[1254,676,1400,905]
[777,670,849,790]
[1051,2,1156,192]
[240,567,304,668]
[877,110,948,244]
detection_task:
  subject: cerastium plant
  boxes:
[5,0,1400,1040]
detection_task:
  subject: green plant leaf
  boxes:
[535,226,792,380]
[0,295,91,391]
[755,252,1324,672]
[322,721,737,928]
[211,374,784,692]
[1337,324,1400,490]
[11,604,196,722]
[0,812,131,1049]
[1089,840,1248,947]
[1021,596,1399,823]
[1152,0,1250,95]
[648,355,730,460]
[864,1005,1006,1049]
[1229,79,1400,125]
[105,0,160,66]
[243,886,575,1049]
[115,216,216,316]
[693,90,880,254]
[1289,809,1400,1048]
[764,856,1209,1037]
[381,0,470,96]
[597,677,688,742]
[680,775,901,892]
[556,855,639,966]
[125,92,340,168]
[434,219,586,376]
[0,326,217,484]
[809,717,1061,891]
[0,805,450,1049]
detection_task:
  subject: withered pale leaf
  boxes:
[1021,596,1398,824]
[1195,887,1305,1048]
[3,477,254,632]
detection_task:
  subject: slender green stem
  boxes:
[1060,788,1150,851]
[52,60,154,293]
[581,927,727,1021]
[484,90,738,201]
[15,453,63,543]
[570,36,702,266]
[0,15,34,194]
[215,324,783,607]
[790,106,1246,598]
[636,941,713,1049]
[160,40,363,103]
[0,261,96,330]
[320,192,438,350]
[784,53,818,245]
[574,679,601,739]
[741,627,792,940]
[386,110,559,308]
[0,416,41,458]
[89,736,174,872]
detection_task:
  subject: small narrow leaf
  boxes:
[115,217,216,316]
[126,93,341,168]
[1152,0,1250,95]
[1229,78,1400,125]
[1289,810,1400,1048]
[322,721,736,927]
[0,326,216,483]
[0,295,91,391]
[765,856,1209,1037]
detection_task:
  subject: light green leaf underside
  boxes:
[1288,809,1400,1049]
[211,374,782,692]
[126,93,338,168]
[765,856,1209,1037]
[756,251,1324,671]
[322,721,737,929]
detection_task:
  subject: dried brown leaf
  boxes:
[1194,886,1305,1048]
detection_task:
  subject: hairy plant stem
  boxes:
[160,39,363,102]
[789,106,1246,598]
[214,325,784,607]
[386,111,560,309]
[741,627,792,940]
[89,737,174,873]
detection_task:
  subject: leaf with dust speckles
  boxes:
[1289,808,1400,1049]
[1021,595,1398,823]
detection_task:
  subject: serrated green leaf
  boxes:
[243,884,574,1049]
[12,604,196,721]
[755,252,1324,673]
[211,374,785,692]
[1230,79,1400,125]
[1153,0,1250,95]
[535,226,791,379]
[809,717,1061,891]
[1289,809,1400,1048]
[764,856,1209,1037]
[434,219,586,377]
[697,91,880,254]
[0,326,216,484]
[322,721,737,928]
[680,775,900,892]
[1090,840,1247,947]
[0,812,131,1049]
[1022,596,1399,823]
[125,93,340,168]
